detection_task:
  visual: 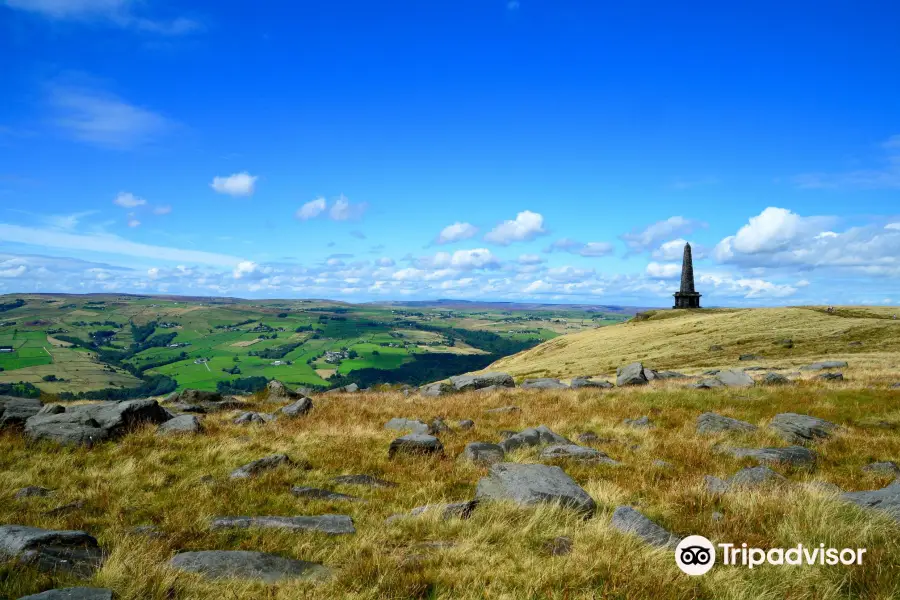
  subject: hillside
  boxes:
[488,306,900,381]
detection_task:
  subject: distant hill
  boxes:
[368,299,651,315]
[487,306,900,380]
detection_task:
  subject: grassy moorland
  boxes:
[2,370,900,599]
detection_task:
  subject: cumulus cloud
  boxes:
[296,197,326,220]
[232,261,258,279]
[886,223,900,231]
[436,222,478,245]
[620,216,706,254]
[114,191,145,208]
[4,0,202,35]
[518,254,544,265]
[545,238,614,257]
[210,172,257,197]
[450,248,498,269]
[645,262,681,279]
[329,195,367,221]
[484,211,546,245]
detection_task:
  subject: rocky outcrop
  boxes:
[24,399,171,446]
[384,418,431,435]
[475,463,596,516]
[705,466,787,494]
[539,444,620,465]
[768,413,837,444]
[264,379,301,402]
[210,515,355,535]
[801,361,848,371]
[616,362,648,386]
[0,525,103,577]
[325,383,359,395]
[690,369,754,389]
[233,412,275,425]
[0,396,43,427]
[449,372,514,392]
[521,378,569,390]
[499,425,569,452]
[762,373,790,385]
[570,378,614,389]
[696,413,757,434]
[170,550,329,583]
[419,382,454,397]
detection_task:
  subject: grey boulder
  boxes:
[842,479,900,523]
[386,501,477,524]
[291,487,362,502]
[715,369,755,388]
[384,418,431,435]
[801,361,848,371]
[708,466,787,493]
[17,588,113,600]
[616,362,648,386]
[170,550,329,583]
[475,463,596,516]
[521,378,569,390]
[331,474,396,488]
[210,515,354,535]
[156,414,201,436]
[229,454,293,479]
[460,442,505,465]
[278,398,313,418]
[718,445,816,467]
[570,378,613,389]
[863,461,900,475]
[0,396,43,427]
[449,372,514,392]
[24,399,171,446]
[539,444,620,465]
[819,372,844,381]
[696,413,757,434]
[609,506,680,548]
[419,381,454,397]
[265,379,300,402]
[623,416,652,429]
[0,525,102,577]
[233,412,275,425]
[388,434,443,458]
[768,413,837,444]
[457,419,475,430]
[763,373,791,385]
[500,425,570,452]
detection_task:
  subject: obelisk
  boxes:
[673,242,701,309]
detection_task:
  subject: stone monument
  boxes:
[673,242,701,309]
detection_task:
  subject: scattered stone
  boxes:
[0,397,43,427]
[384,418,430,434]
[768,413,838,444]
[708,345,723,352]
[652,459,673,469]
[616,362,648,386]
[229,454,293,479]
[801,360,848,371]
[0,525,103,577]
[570,378,614,389]
[460,442,505,465]
[703,369,721,375]
[703,475,730,495]
[654,371,688,379]
[291,487,362,502]
[169,550,329,583]
[325,383,359,395]
[521,378,569,389]
[157,414,201,436]
[540,444,620,465]
[265,379,301,402]
[18,588,113,600]
[718,445,816,467]
[475,463,596,516]
[842,480,900,523]
[715,369,755,388]
[449,372,515,392]
[863,462,900,476]
[331,474,396,488]
[278,398,313,418]
[485,405,520,414]
[696,413,757,434]
[129,525,163,538]
[386,501,477,524]
[728,466,787,488]
[430,418,452,434]
[609,506,679,548]
[544,536,573,556]
[210,515,355,536]
[233,412,275,426]
[457,419,475,431]
[739,354,761,361]
[690,378,725,389]
[623,416,652,429]
[778,339,794,348]
[15,486,53,499]
[24,399,171,446]
[577,432,602,444]
[500,425,570,452]
[388,434,444,458]
[762,372,790,385]
[819,372,844,381]
[419,382,454,397]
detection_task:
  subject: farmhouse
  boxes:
[193,358,209,364]
[0,346,13,353]
[324,349,350,364]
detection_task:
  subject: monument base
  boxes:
[673,292,701,309]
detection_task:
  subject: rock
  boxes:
[703,369,721,375]
[170,550,329,583]
[539,444,620,465]
[18,588,113,600]
[419,381,453,397]
[545,536,573,556]
[696,413,757,434]
[475,385,504,394]
[819,372,844,381]
[229,454,293,479]
[801,361,848,371]
[654,371,688,380]
[331,474,396,488]
[623,416,652,429]
[842,480,900,522]
[457,419,475,431]
[475,463,596,516]
[325,383,359,395]
[718,445,816,467]
[210,515,355,535]
[570,378,614,389]
[498,430,517,440]
[521,378,569,390]
[386,501,477,524]
[848,341,863,346]
[727,466,787,488]
[460,442,505,465]
[129,525,163,538]
[711,511,725,522]
[708,345,723,352]
[290,487,362,502]
[430,418,451,434]
[652,459,673,469]
[609,506,679,548]
[690,378,725,389]
[577,432,603,444]
[24,399,171,446]
[500,425,570,452]
[704,475,730,494]
[278,398,313,418]
[0,526,102,577]
[233,412,275,425]
[762,372,790,385]
[779,339,794,348]
[44,501,85,516]
[388,434,443,458]
[807,481,843,495]
[265,379,300,402]
[739,354,761,361]
[177,389,223,403]
[384,418,430,434]
[156,414,201,436]
[449,372,515,392]
[0,396,43,427]
[891,383,900,390]
[15,486,53,499]
[643,369,659,381]
[863,462,900,475]
[715,369,755,387]
[768,413,838,444]
[36,404,66,416]
[616,362,648,386]
[485,405,520,414]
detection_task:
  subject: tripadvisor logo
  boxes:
[675,535,867,575]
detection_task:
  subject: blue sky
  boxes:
[1,0,898,306]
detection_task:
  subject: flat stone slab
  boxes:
[460,442,505,465]
[690,378,725,389]
[570,378,613,389]
[768,413,838,444]
[388,434,443,458]
[715,369,755,387]
[229,454,293,479]
[449,372,514,391]
[707,466,787,493]
[291,487,362,502]
[24,399,171,446]
[18,588,113,600]
[0,396,43,427]
[539,444,620,465]
[842,480,900,522]
[696,413,757,434]
[819,372,844,381]
[718,445,816,467]
[801,361,848,371]
[170,550,329,583]
[475,463,596,516]
[386,501,478,524]
[863,461,900,475]
[0,525,102,577]
[384,418,431,434]
[15,486,54,499]
[609,506,680,548]
[521,378,569,389]
[763,373,791,385]
[331,474,397,488]
[278,398,312,418]
[419,382,453,397]
[210,515,355,535]
[157,414,201,436]
[500,425,569,452]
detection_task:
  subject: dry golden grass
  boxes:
[488,306,900,381]
[3,368,900,599]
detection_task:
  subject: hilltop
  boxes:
[488,306,900,381]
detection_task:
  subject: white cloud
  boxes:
[545,238,614,257]
[296,197,327,220]
[127,216,140,228]
[329,195,367,221]
[699,273,798,299]
[484,210,546,245]
[377,257,395,267]
[233,261,258,279]
[4,0,202,35]
[113,191,145,208]
[210,172,257,197]
[621,216,706,253]
[518,254,543,265]
[523,280,553,294]
[0,264,27,278]
[450,248,498,269]
[645,262,681,279]
[886,223,900,231]
[147,267,159,279]
[546,266,593,282]
[436,222,478,245]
